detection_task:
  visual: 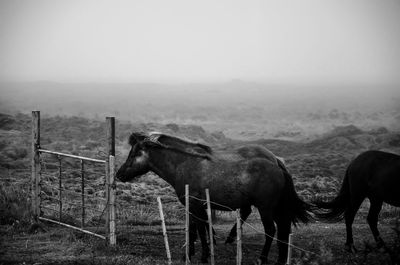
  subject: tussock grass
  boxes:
[0,182,31,227]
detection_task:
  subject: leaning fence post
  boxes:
[108,155,116,246]
[185,184,190,265]
[286,233,293,265]
[58,156,62,222]
[236,209,242,265]
[205,189,215,265]
[80,160,85,228]
[157,197,172,265]
[31,110,40,222]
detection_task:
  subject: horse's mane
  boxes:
[149,132,213,154]
[129,131,213,160]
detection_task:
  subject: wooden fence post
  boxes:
[286,233,293,265]
[105,117,115,243]
[157,197,172,265]
[236,209,242,265]
[185,184,190,265]
[80,160,85,228]
[31,111,40,222]
[58,156,62,221]
[105,160,109,236]
[205,189,215,265]
[108,155,116,245]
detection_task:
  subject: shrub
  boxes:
[0,183,31,226]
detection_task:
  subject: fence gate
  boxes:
[31,111,116,245]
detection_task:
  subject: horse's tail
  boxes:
[312,169,350,222]
[277,159,314,225]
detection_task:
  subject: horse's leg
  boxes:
[225,205,252,244]
[257,209,276,265]
[275,214,291,265]
[193,208,210,263]
[182,219,197,261]
[367,199,384,248]
[344,197,364,253]
[189,221,197,257]
[198,220,210,263]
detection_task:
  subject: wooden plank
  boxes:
[157,197,172,265]
[38,149,105,163]
[185,184,190,265]
[31,111,40,221]
[39,217,106,240]
[205,189,215,265]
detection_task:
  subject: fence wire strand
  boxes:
[181,194,320,256]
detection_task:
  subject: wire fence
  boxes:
[186,194,319,256]
[117,187,400,264]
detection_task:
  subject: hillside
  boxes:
[1,112,400,264]
[1,81,399,141]
[1,113,399,200]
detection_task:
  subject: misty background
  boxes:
[1,0,399,140]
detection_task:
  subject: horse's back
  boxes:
[198,157,285,210]
[348,150,400,206]
[213,144,279,165]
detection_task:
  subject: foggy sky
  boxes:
[1,0,400,84]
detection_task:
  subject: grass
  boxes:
[2,178,400,264]
[0,181,31,228]
[1,219,400,265]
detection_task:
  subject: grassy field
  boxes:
[1,112,400,264]
[1,217,399,265]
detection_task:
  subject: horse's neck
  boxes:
[148,148,191,187]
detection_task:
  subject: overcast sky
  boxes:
[1,0,400,84]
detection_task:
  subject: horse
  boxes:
[116,132,314,264]
[314,150,400,253]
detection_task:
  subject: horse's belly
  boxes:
[373,178,400,206]
[209,186,249,210]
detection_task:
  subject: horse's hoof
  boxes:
[345,244,357,253]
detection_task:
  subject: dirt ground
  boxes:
[1,218,399,265]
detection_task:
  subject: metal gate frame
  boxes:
[31,111,116,245]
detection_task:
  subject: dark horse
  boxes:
[315,150,400,253]
[116,132,314,264]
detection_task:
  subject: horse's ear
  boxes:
[129,132,147,146]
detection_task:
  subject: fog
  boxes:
[1,1,399,140]
[1,0,400,84]
[1,81,399,140]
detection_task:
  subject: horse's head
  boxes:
[116,131,213,182]
[116,132,152,182]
